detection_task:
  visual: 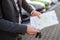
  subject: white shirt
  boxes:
[14,0,21,24]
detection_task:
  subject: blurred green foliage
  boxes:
[30,0,50,9]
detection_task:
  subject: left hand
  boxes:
[31,10,41,18]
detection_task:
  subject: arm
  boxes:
[22,0,34,15]
[0,5,27,35]
[0,19,27,34]
[22,0,40,18]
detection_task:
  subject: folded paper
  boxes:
[30,10,59,30]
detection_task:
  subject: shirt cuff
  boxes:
[31,10,35,15]
[30,5,36,15]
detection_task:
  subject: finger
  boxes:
[32,29,40,33]
[30,31,40,35]
[37,13,41,18]
[37,14,40,18]
[29,33,36,35]
[27,32,36,35]
[28,29,40,35]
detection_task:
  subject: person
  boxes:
[0,0,41,40]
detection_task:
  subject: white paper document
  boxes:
[30,10,59,30]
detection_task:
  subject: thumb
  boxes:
[33,29,40,33]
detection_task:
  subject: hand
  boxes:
[26,25,40,35]
[31,10,41,18]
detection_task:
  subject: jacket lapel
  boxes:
[10,0,18,13]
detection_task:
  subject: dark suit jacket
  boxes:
[0,0,33,40]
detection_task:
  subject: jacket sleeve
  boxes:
[0,5,27,35]
[22,0,34,15]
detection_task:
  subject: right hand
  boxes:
[26,25,40,35]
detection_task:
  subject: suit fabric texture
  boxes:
[0,0,33,40]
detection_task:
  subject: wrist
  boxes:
[31,10,36,15]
